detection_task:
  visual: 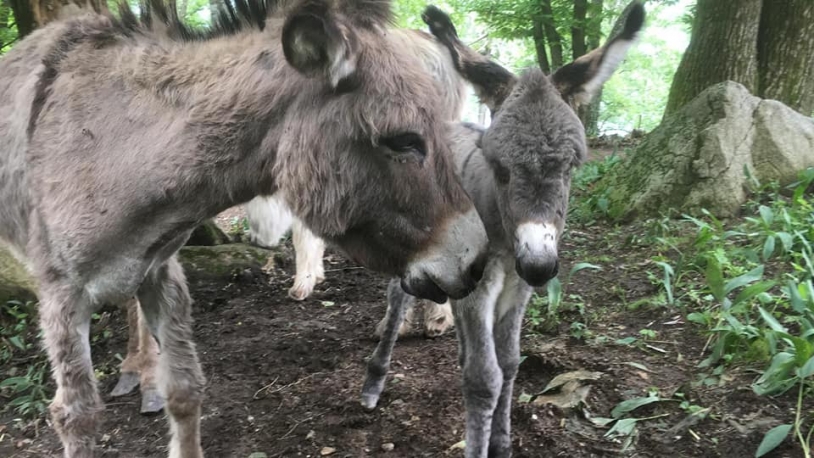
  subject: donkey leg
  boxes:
[136,305,164,414]
[455,262,506,458]
[288,218,326,301]
[488,274,532,458]
[138,257,205,458]
[361,278,414,409]
[422,299,454,338]
[39,284,101,458]
[110,298,142,397]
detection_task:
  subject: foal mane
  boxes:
[114,0,394,42]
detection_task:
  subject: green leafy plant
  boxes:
[0,361,50,419]
[528,262,601,329]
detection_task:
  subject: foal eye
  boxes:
[381,133,427,159]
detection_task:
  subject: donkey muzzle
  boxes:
[514,221,560,287]
[402,208,488,302]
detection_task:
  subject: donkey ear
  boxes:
[282,0,358,88]
[551,1,645,108]
[423,5,517,113]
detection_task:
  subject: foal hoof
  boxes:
[140,388,165,415]
[110,371,140,397]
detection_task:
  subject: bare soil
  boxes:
[1,216,805,458]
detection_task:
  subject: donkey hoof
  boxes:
[423,318,453,338]
[423,302,454,338]
[110,371,140,397]
[288,284,313,301]
[360,393,380,410]
[140,388,165,415]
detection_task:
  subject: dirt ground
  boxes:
[2,215,805,458]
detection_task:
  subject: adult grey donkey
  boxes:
[362,4,645,457]
[0,0,489,456]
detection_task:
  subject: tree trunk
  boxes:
[531,15,550,74]
[540,0,563,70]
[757,0,814,115]
[8,0,35,38]
[572,0,587,61]
[664,0,762,117]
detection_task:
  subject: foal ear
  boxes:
[552,1,645,108]
[422,6,517,113]
[282,0,358,89]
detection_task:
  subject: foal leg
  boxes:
[138,257,205,458]
[39,283,101,458]
[361,278,414,409]
[422,299,453,338]
[488,273,532,458]
[455,261,506,458]
[110,298,142,397]
[288,218,326,301]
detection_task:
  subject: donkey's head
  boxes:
[423,3,644,287]
[273,0,487,302]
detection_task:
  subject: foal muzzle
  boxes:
[514,221,560,287]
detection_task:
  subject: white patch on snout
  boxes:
[404,208,488,298]
[515,222,558,258]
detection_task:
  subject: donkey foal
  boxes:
[363,5,645,457]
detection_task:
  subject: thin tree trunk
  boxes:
[8,0,34,37]
[587,0,603,49]
[664,0,762,117]
[757,0,814,115]
[0,1,9,49]
[30,0,107,27]
[572,0,588,60]
[578,0,604,135]
[532,15,550,74]
[540,0,563,70]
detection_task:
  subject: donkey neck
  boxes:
[117,25,312,213]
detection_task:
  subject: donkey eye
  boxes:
[381,133,427,158]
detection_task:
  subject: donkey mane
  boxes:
[116,0,394,43]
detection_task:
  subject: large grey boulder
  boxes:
[600,81,814,220]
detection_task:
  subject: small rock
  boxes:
[320,447,336,456]
[381,443,395,452]
[306,430,315,440]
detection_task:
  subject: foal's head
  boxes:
[266,0,487,302]
[424,3,644,286]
